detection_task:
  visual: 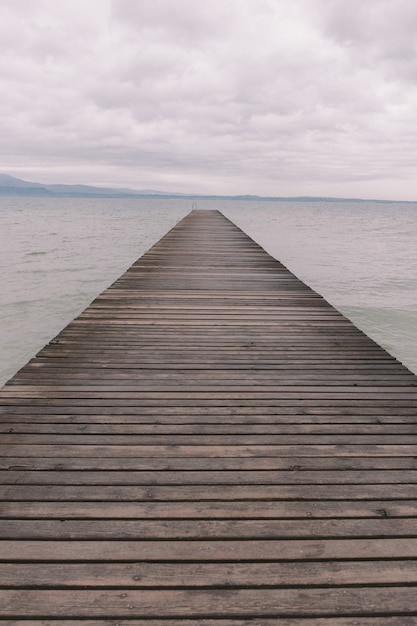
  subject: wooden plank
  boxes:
[2,411,416,422]
[2,468,417,486]
[2,538,417,561]
[1,444,416,457]
[3,422,417,434]
[0,587,416,618]
[0,615,417,626]
[0,483,416,501]
[1,455,417,471]
[0,500,415,519]
[1,518,417,539]
[2,433,417,445]
[1,560,417,587]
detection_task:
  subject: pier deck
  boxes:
[0,209,417,623]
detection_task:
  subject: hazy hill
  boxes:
[0,174,183,197]
[0,173,400,203]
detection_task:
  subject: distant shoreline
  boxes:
[1,172,415,204]
[0,188,414,204]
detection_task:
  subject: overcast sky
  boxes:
[2,0,417,199]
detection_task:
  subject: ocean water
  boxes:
[1,196,417,385]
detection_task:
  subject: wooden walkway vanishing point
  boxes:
[0,209,417,624]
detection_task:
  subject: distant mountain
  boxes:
[0,174,185,197]
[0,173,406,203]
[0,173,44,188]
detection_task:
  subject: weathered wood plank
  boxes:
[1,444,416,457]
[1,560,417,587]
[1,455,417,471]
[0,499,414,519]
[2,469,417,486]
[1,518,417,539]
[1,539,417,563]
[0,587,416,618]
[2,433,417,445]
[3,422,417,434]
[0,483,416,501]
[0,615,417,626]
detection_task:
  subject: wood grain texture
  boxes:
[0,209,417,622]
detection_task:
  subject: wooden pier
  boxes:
[0,209,417,623]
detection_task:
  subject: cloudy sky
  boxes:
[1,0,417,199]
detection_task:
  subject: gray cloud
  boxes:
[1,0,417,198]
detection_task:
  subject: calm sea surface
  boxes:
[1,196,417,385]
